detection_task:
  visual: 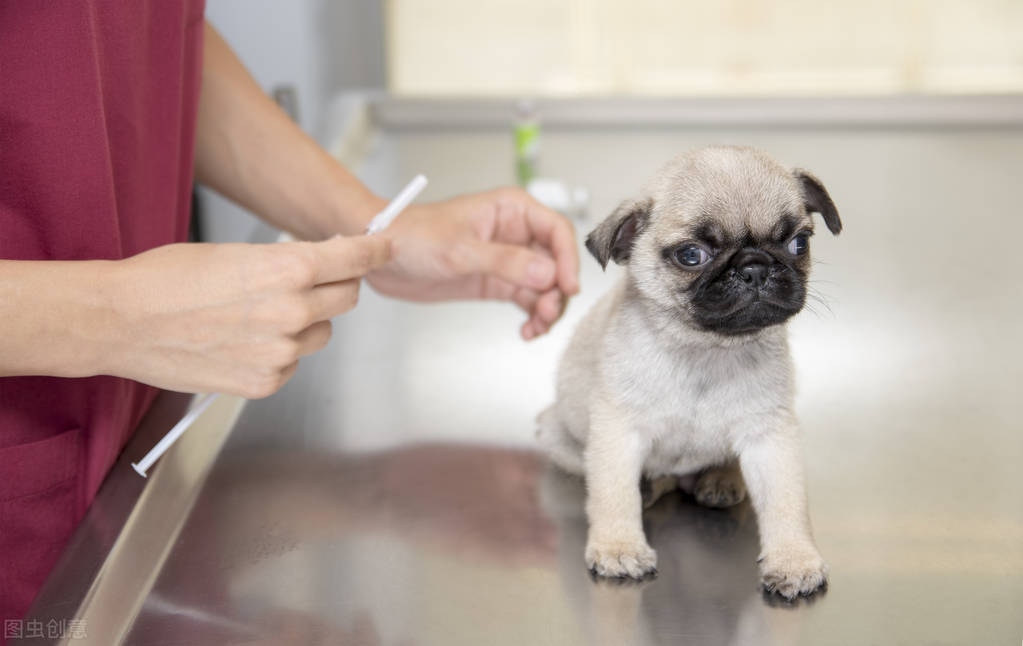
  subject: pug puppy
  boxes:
[536,145,841,599]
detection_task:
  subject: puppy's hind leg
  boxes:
[693,459,747,509]
[536,404,585,475]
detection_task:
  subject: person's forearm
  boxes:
[194,22,384,239]
[0,260,116,378]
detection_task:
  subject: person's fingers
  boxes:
[523,289,565,340]
[468,241,558,292]
[486,279,562,341]
[294,320,333,357]
[477,274,545,316]
[519,198,580,295]
[524,311,549,340]
[306,235,392,284]
[521,319,535,340]
[524,317,546,341]
[477,275,544,340]
[511,286,540,315]
[535,288,565,326]
[308,279,361,320]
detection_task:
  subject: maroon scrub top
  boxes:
[0,0,206,624]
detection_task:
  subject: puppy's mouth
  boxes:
[687,265,806,336]
[714,290,793,315]
[698,297,800,335]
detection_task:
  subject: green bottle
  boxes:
[515,99,539,187]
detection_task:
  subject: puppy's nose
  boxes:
[732,249,771,288]
[740,263,767,287]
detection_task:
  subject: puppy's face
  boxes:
[587,146,842,336]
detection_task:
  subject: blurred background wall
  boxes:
[201,0,387,243]
[387,0,1023,96]
[206,0,386,133]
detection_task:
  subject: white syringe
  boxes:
[132,174,428,477]
[365,174,427,234]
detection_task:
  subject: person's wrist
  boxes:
[73,259,130,379]
[347,189,388,235]
[325,176,387,236]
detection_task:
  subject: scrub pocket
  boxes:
[0,427,82,622]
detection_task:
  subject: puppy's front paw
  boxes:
[585,537,657,579]
[694,467,746,508]
[758,545,828,599]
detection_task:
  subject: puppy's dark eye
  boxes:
[672,244,712,267]
[786,232,811,256]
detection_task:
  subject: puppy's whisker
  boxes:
[805,286,835,318]
[802,302,823,318]
[803,296,832,319]
[807,281,834,298]
[807,295,831,312]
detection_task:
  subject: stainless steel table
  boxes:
[23,97,1023,645]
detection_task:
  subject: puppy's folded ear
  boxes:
[794,170,842,235]
[585,198,652,269]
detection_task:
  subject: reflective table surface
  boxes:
[23,104,1023,645]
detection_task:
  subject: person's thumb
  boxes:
[309,234,392,284]
[470,242,557,291]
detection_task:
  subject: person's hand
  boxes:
[97,236,390,398]
[366,187,580,340]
